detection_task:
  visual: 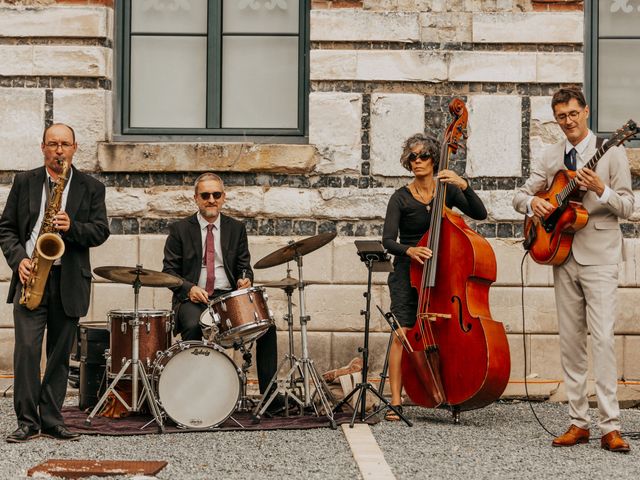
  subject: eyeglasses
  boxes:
[44,142,74,150]
[199,191,224,201]
[555,110,583,123]
[408,152,432,162]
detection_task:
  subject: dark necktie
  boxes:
[564,147,577,171]
[204,224,215,296]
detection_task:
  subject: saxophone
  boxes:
[20,160,69,310]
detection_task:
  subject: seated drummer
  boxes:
[162,172,278,398]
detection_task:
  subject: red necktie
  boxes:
[205,224,215,296]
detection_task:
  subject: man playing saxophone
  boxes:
[0,123,110,443]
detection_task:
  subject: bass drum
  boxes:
[152,341,241,429]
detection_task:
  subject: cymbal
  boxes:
[260,277,319,289]
[93,266,182,288]
[254,232,337,269]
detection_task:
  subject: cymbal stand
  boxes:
[86,265,164,431]
[333,241,412,427]
[254,250,336,428]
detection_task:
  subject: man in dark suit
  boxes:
[0,123,110,443]
[162,172,278,397]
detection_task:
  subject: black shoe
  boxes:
[265,393,289,415]
[40,425,80,441]
[6,425,39,443]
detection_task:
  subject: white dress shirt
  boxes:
[196,213,231,291]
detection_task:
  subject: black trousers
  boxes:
[12,267,78,431]
[175,296,278,394]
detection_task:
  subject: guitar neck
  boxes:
[558,140,613,202]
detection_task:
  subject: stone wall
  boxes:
[1,1,639,388]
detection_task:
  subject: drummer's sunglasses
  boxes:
[199,191,224,200]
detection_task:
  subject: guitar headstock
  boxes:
[607,120,638,147]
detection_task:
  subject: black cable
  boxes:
[520,251,640,441]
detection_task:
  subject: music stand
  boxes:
[332,240,412,427]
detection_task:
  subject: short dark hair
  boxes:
[399,133,440,172]
[551,87,587,112]
[42,123,76,144]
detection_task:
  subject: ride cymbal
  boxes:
[93,266,182,288]
[254,232,337,269]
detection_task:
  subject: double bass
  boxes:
[400,99,510,421]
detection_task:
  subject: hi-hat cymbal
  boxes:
[254,232,337,269]
[260,277,319,289]
[94,266,182,288]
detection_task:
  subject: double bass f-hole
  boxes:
[451,296,471,333]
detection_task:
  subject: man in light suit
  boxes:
[162,172,278,397]
[0,123,110,443]
[513,88,634,452]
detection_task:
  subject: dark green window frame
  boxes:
[585,0,640,145]
[115,0,310,140]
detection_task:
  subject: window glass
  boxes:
[223,0,299,34]
[131,0,208,34]
[130,36,208,128]
[598,1,640,37]
[221,36,299,128]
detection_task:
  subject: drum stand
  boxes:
[85,266,165,431]
[236,341,256,412]
[254,253,336,428]
[333,241,412,427]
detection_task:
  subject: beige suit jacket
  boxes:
[513,134,634,266]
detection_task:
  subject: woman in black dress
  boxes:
[382,133,488,420]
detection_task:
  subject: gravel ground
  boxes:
[2,396,640,479]
[0,397,359,480]
[372,400,640,480]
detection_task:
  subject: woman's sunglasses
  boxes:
[199,191,224,200]
[408,152,432,162]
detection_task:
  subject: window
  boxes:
[118,0,309,138]
[586,0,640,138]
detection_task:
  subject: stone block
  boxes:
[618,239,637,287]
[304,284,375,332]
[105,187,152,217]
[507,333,528,379]
[315,188,394,220]
[449,52,537,82]
[420,12,472,43]
[530,96,555,124]
[628,147,640,177]
[311,10,419,42]
[139,235,168,273]
[331,236,390,285]
[524,253,555,287]
[309,92,362,174]
[488,238,529,286]
[153,288,173,312]
[0,46,110,77]
[0,6,110,38]
[0,253,12,282]
[356,50,448,82]
[536,52,583,84]
[370,93,424,177]
[490,286,558,335]
[0,88,46,171]
[53,89,110,171]
[275,331,333,373]
[467,95,522,177]
[98,143,317,174]
[90,282,154,324]
[90,235,139,277]
[0,328,14,374]
[310,50,357,80]
[472,12,583,43]
[476,190,522,222]
[331,331,390,374]
[616,288,640,334]
[0,284,13,328]
[622,335,640,380]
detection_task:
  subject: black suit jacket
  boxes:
[0,166,110,317]
[162,213,253,307]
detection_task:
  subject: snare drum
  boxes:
[152,341,241,428]
[200,287,273,348]
[107,309,173,377]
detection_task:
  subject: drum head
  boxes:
[157,344,240,428]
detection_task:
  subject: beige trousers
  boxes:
[553,255,620,434]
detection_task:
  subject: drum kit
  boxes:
[83,231,338,431]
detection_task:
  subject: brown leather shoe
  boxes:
[601,430,630,453]
[552,425,590,447]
